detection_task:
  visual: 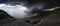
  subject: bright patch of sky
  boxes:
[0,4,28,18]
[43,7,60,11]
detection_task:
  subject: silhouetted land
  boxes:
[0,8,60,26]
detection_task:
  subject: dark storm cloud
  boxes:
[6,0,60,14]
[0,0,27,5]
[25,0,60,14]
[0,0,60,8]
[27,0,60,9]
[0,0,8,3]
[0,0,60,18]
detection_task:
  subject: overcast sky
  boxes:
[0,3,29,18]
[0,0,60,18]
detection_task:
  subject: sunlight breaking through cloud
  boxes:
[0,4,28,18]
